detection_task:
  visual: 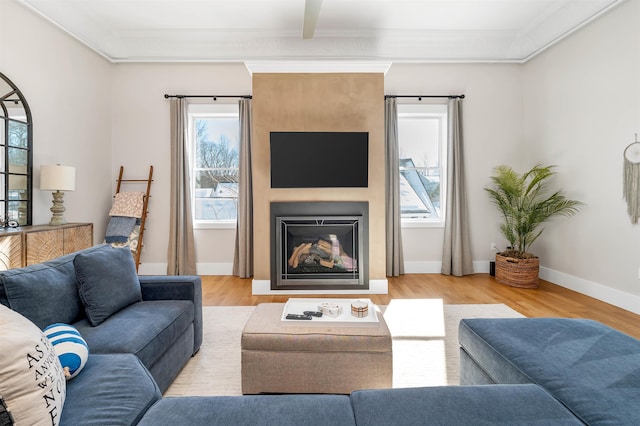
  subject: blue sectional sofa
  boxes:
[0,244,202,425]
[459,317,640,425]
[2,243,638,425]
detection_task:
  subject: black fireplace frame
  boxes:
[270,201,369,290]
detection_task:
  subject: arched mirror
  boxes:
[0,72,32,227]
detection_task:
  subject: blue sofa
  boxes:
[0,244,202,425]
[2,244,638,425]
[459,317,640,425]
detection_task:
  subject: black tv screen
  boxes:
[270,132,369,188]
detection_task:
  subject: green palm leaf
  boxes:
[484,164,583,256]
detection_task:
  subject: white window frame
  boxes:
[397,103,448,229]
[188,103,239,230]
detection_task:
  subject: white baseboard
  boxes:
[403,261,441,273]
[540,267,640,315]
[137,262,233,276]
[196,262,234,275]
[403,260,491,274]
[252,279,389,295]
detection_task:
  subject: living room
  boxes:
[2,1,640,424]
[2,0,639,315]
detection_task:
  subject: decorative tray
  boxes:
[280,298,379,326]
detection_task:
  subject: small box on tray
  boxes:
[318,302,343,318]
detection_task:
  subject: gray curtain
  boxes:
[385,97,404,276]
[167,98,197,275]
[441,98,473,276]
[233,98,253,278]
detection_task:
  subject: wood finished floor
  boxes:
[202,273,640,339]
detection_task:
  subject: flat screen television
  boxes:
[270,131,369,188]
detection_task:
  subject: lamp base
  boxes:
[49,191,67,226]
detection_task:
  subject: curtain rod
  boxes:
[164,94,252,100]
[385,94,465,100]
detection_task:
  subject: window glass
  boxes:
[397,103,447,225]
[189,104,239,225]
[0,72,32,226]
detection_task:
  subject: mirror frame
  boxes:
[0,72,33,227]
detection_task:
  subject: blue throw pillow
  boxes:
[74,245,141,326]
[44,323,89,380]
[0,253,83,329]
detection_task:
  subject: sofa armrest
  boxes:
[139,275,202,354]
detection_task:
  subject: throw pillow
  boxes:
[0,305,66,425]
[0,253,84,329]
[43,323,89,380]
[74,245,141,326]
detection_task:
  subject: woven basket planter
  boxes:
[494,253,540,289]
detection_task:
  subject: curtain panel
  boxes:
[233,98,254,278]
[441,98,473,276]
[167,98,197,275]
[385,97,405,276]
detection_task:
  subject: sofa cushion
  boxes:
[0,250,86,328]
[61,354,161,426]
[74,245,141,326]
[351,385,583,425]
[137,395,356,426]
[459,318,640,425]
[74,300,194,369]
[0,304,66,426]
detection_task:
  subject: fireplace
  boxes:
[271,202,369,290]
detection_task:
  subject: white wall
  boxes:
[523,0,640,313]
[1,0,113,242]
[384,63,524,272]
[110,63,252,274]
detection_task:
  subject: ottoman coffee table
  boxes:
[241,299,392,394]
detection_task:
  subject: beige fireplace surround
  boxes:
[251,73,387,294]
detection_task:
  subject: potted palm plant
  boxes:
[484,164,583,288]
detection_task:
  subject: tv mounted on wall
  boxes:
[270,131,369,188]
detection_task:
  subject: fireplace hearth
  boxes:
[271,202,369,290]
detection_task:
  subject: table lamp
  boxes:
[40,164,76,225]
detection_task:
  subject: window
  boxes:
[188,104,239,227]
[0,72,32,227]
[397,103,448,226]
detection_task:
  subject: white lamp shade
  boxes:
[40,165,76,191]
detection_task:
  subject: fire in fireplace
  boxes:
[271,202,369,290]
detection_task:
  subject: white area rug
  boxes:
[164,301,524,396]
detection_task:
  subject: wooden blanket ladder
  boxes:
[114,165,153,271]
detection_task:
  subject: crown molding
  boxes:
[244,61,392,75]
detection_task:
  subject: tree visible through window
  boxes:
[189,104,239,223]
[397,103,447,223]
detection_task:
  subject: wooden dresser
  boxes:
[0,223,93,270]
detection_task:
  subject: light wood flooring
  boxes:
[202,273,640,339]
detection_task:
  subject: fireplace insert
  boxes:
[271,202,368,290]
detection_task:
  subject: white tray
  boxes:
[281,298,379,326]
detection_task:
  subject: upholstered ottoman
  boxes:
[241,303,392,394]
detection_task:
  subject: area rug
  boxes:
[164,301,524,396]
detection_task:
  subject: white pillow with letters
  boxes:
[0,305,66,425]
